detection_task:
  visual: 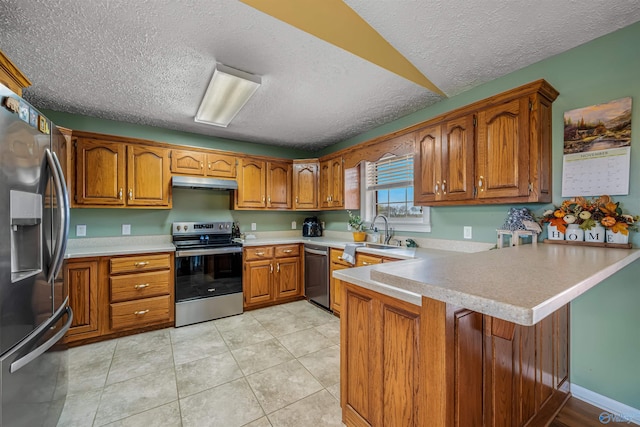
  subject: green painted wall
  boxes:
[319,21,640,409]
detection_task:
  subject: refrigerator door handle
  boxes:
[45,149,70,283]
[10,306,73,374]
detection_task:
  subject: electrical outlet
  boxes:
[122,224,131,235]
[347,224,352,231]
[251,223,257,231]
[291,221,296,230]
[463,226,472,239]
[76,224,86,237]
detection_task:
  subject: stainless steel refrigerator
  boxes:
[0,83,72,426]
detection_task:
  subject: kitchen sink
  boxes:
[363,243,400,250]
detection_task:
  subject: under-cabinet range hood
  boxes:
[172,176,238,191]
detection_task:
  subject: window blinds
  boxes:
[366,154,414,190]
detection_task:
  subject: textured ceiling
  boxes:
[1,0,639,151]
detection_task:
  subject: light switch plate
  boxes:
[463,226,472,239]
[291,221,296,230]
[122,224,131,235]
[76,224,86,237]
[251,223,257,231]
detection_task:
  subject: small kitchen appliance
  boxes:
[172,221,243,327]
[302,216,323,237]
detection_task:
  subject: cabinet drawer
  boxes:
[356,254,383,267]
[110,295,171,330]
[330,249,351,266]
[275,244,299,258]
[244,246,274,261]
[110,270,171,303]
[110,253,171,274]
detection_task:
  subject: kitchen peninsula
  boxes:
[334,244,640,427]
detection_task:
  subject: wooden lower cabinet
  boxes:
[340,282,570,427]
[341,283,421,427]
[64,252,175,345]
[64,258,100,342]
[243,244,302,309]
[329,249,351,315]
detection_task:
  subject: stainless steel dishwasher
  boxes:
[304,244,330,310]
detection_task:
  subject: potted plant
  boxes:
[347,210,367,242]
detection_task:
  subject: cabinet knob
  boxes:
[118,188,123,199]
[255,252,265,256]
[276,262,280,273]
[362,261,372,265]
[134,283,149,289]
[134,309,149,315]
[262,196,266,203]
[268,196,271,204]
[283,249,293,253]
[128,189,133,200]
[134,261,149,267]
[435,181,439,195]
[270,263,274,273]
[208,162,211,170]
[200,162,204,169]
[442,180,447,195]
[478,176,484,192]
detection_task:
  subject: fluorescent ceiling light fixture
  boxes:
[195,64,261,127]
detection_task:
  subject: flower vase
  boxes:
[584,225,606,243]
[564,224,584,242]
[605,229,629,244]
[547,224,564,240]
[352,231,367,242]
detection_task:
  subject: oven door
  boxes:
[174,247,243,303]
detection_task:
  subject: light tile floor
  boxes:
[58,300,345,427]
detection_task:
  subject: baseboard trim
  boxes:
[572,384,640,425]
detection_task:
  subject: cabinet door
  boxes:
[275,256,300,299]
[127,145,171,206]
[319,159,331,208]
[65,259,99,340]
[206,153,237,178]
[171,149,206,176]
[329,156,344,208]
[293,162,318,210]
[441,115,474,201]
[266,161,292,209]
[236,158,267,208]
[75,138,126,205]
[476,98,529,199]
[414,124,442,204]
[244,259,273,306]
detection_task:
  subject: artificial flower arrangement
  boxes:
[540,195,639,235]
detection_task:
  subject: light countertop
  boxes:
[335,243,640,326]
[65,235,175,258]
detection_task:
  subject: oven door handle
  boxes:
[176,247,242,257]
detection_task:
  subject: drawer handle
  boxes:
[128,189,133,200]
[134,283,149,289]
[134,261,149,267]
[362,261,372,265]
[283,249,293,253]
[134,309,149,315]
[276,262,280,273]
[270,263,273,274]
[255,252,265,256]
[118,188,123,199]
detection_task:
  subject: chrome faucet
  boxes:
[370,214,392,244]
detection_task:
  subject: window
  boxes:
[362,154,431,232]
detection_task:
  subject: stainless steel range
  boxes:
[172,222,243,327]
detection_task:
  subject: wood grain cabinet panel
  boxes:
[236,158,267,208]
[319,156,344,209]
[64,259,100,341]
[74,135,171,208]
[171,149,206,175]
[206,153,236,178]
[127,145,171,206]
[293,161,318,210]
[110,295,171,330]
[341,283,422,427]
[266,161,292,209]
[243,244,302,309]
[110,270,171,303]
[75,138,126,206]
[109,253,171,274]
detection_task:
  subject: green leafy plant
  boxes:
[347,210,365,232]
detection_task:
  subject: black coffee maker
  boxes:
[302,216,323,237]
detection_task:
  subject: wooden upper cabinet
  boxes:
[207,153,236,178]
[171,149,206,175]
[414,79,557,206]
[75,136,171,208]
[171,149,237,178]
[236,158,266,208]
[127,145,171,206]
[266,161,292,209]
[319,155,344,209]
[0,49,31,96]
[293,161,318,210]
[75,138,126,206]
[476,97,529,200]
